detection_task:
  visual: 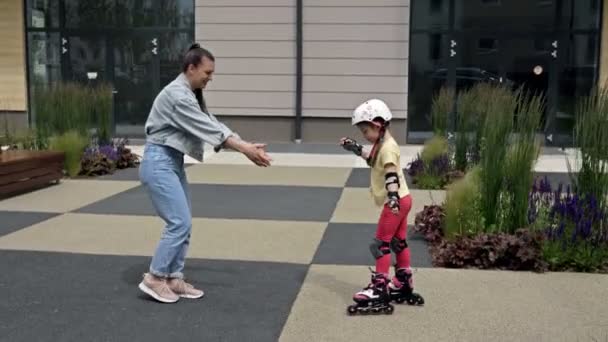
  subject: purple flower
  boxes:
[406,155,425,177]
[99,145,119,161]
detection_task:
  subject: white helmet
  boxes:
[352,99,392,126]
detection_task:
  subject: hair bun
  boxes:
[189,43,201,50]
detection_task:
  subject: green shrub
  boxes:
[421,136,448,165]
[569,85,608,210]
[444,166,485,239]
[454,88,479,171]
[49,130,89,177]
[91,83,113,144]
[32,81,113,144]
[543,241,608,273]
[430,87,454,137]
[479,85,516,228]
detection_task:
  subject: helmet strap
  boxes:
[366,127,386,167]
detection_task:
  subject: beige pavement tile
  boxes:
[0,180,139,213]
[186,164,350,187]
[0,213,327,264]
[205,152,357,168]
[331,188,445,224]
[280,265,608,342]
[331,188,381,224]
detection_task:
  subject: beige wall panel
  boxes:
[205,91,294,108]
[304,24,408,41]
[208,75,295,92]
[203,41,295,58]
[303,59,408,76]
[303,7,410,24]
[197,0,295,6]
[197,24,294,40]
[0,0,27,111]
[303,109,407,119]
[210,108,294,116]
[303,76,407,93]
[302,92,407,111]
[304,42,408,59]
[214,58,295,75]
[196,7,294,24]
[305,0,408,6]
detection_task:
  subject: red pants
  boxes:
[375,195,412,275]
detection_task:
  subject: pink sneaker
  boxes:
[138,273,179,303]
[167,278,205,299]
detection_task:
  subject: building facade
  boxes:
[0,0,605,145]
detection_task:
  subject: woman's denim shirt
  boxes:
[144,73,237,161]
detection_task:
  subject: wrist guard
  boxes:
[385,172,400,190]
[342,137,363,156]
[387,191,400,211]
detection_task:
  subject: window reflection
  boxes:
[115,0,156,27]
[409,33,449,134]
[454,0,555,30]
[27,0,59,28]
[561,0,600,30]
[159,0,194,28]
[27,32,61,85]
[411,0,449,31]
[64,0,115,28]
[557,34,598,135]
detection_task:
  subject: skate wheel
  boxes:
[360,307,370,315]
[347,305,358,315]
[371,307,381,314]
[383,305,394,315]
[407,295,424,306]
[395,297,405,304]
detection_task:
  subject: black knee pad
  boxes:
[369,239,391,259]
[390,237,408,253]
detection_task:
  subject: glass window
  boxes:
[159,32,193,87]
[455,0,555,30]
[27,0,59,28]
[408,33,450,134]
[64,0,115,28]
[411,0,450,31]
[454,36,502,92]
[158,0,194,28]
[557,34,599,136]
[66,36,107,83]
[561,0,601,30]
[115,0,156,27]
[27,32,61,85]
[114,36,158,125]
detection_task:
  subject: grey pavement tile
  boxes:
[0,211,60,238]
[0,250,309,342]
[75,184,343,222]
[312,223,432,267]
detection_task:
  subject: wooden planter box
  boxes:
[0,150,65,198]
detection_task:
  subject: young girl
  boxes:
[340,99,424,315]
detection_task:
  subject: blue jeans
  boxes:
[139,143,191,279]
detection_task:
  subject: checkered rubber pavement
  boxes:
[0,149,605,342]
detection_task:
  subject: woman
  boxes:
[138,44,272,303]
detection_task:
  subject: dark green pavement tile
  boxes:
[0,250,309,342]
[312,223,432,267]
[0,211,60,238]
[75,184,343,222]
